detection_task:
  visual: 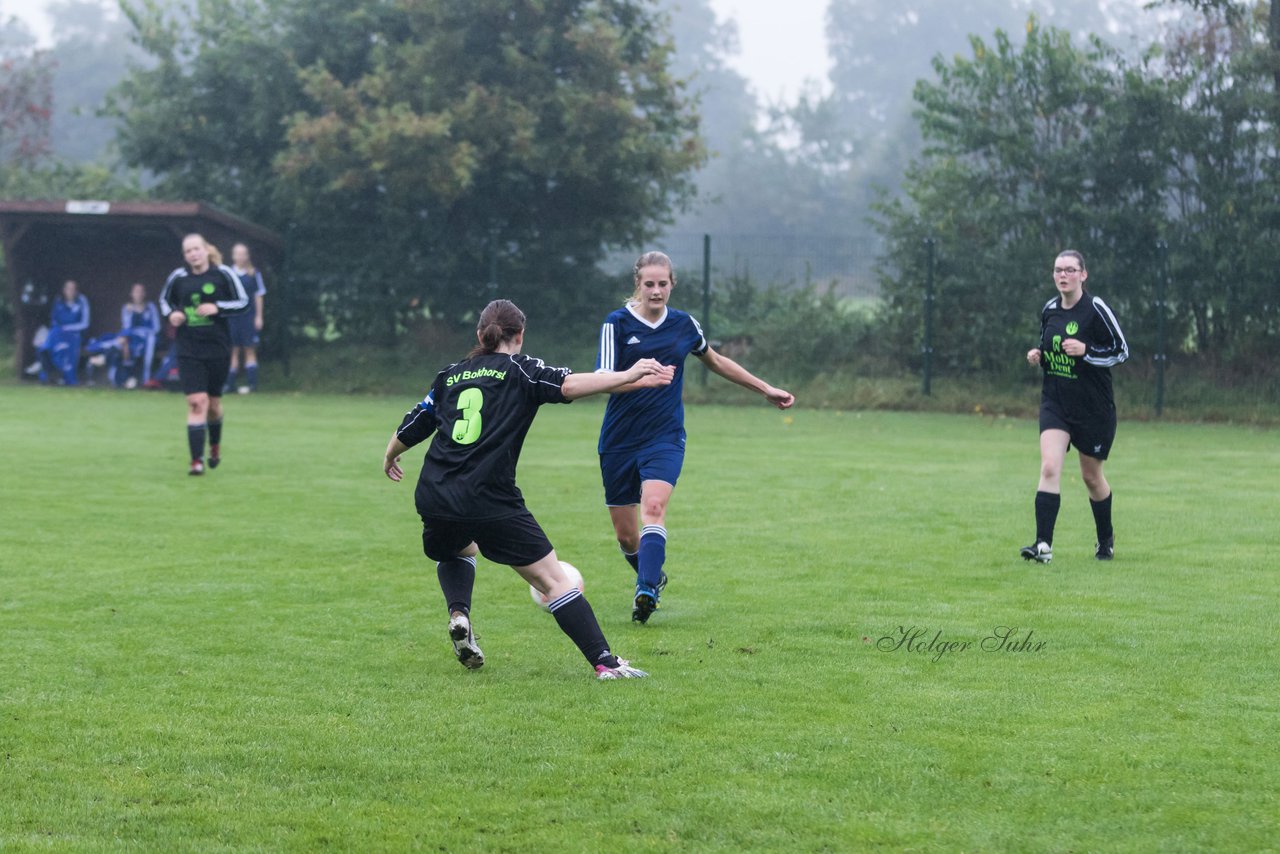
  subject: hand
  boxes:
[195,303,218,317]
[626,358,674,386]
[1026,348,1041,366]
[254,315,264,332]
[1062,338,1086,357]
[384,454,404,482]
[168,310,186,327]
[764,386,795,410]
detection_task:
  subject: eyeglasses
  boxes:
[1053,267,1082,274]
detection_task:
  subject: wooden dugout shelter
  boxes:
[1,200,283,378]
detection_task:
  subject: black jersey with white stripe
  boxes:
[158,264,249,359]
[1038,292,1129,414]
[396,353,572,521]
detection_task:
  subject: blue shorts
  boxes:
[228,313,259,348]
[599,442,684,507]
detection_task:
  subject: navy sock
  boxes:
[621,548,639,573]
[1034,491,1061,546]
[548,589,618,668]
[1090,492,1113,542]
[437,555,476,616]
[208,418,223,447]
[187,423,207,461]
[637,525,667,591]
[224,368,237,391]
[245,363,258,390]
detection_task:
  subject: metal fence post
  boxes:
[923,236,936,396]
[702,233,711,386]
[1155,240,1168,417]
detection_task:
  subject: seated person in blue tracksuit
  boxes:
[38,280,91,385]
[115,283,162,387]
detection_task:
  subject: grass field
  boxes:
[2,384,1277,851]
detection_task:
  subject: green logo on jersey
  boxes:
[185,292,213,327]
[1044,334,1076,379]
[446,367,507,387]
[1066,321,1079,335]
[202,282,216,295]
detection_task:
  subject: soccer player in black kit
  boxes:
[383,299,675,680]
[159,234,249,476]
[1022,250,1129,563]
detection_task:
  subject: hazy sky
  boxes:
[2,0,831,100]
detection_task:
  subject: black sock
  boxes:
[548,590,619,669]
[208,418,223,447]
[1090,492,1113,542]
[1034,491,1061,546]
[621,548,639,573]
[187,423,206,461]
[437,555,476,616]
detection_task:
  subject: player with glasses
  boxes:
[1022,250,1129,563]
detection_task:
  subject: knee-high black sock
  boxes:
[437,555,476,616]
[1034,491,1061,545]
[621,547,639,573]
[1090,492,1113,542]
[548,589,619,669]
[187,423,206,461]
[208,417,223,447]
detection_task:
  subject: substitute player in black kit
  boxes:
[159,234,249,476]
[383,299,675,680]
[1022,250,1129,563]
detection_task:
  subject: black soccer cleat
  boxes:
[632,590,658,624]
[1095,537,1114,561]
[188,459,205,476]
[208,444,220,469]
[657,571,668,595]
[1020,541,1052,563]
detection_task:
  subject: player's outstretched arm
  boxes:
[697,347,795,410]
[384,435,411,482]
[563,358,673,400]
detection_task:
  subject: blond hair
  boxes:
[631,251,675,302]
[232,242,256,275]
[184,232,223,267]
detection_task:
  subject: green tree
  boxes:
[46,0,146,163]
[112,0,703,338]
[873,20,1176,374]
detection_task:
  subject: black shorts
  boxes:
[178,355,230,397]
[420,509,554,567]
[1040,399,1116,460]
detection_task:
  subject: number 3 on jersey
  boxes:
[452,387,484,445]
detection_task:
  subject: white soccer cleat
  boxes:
[595,659,648,680]
[448,613,484,670]
[1019,541,1053,564]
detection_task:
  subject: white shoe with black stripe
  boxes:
[1019,541,1053,564]
[448,613,484,670]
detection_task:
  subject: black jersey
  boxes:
[1038,292,1129,415]
[158,264,249,359]
[396,353,572,521]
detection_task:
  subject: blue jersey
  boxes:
[595,304,708,454]
[121,302,161,335]
[233,267,267,299]
[51,295,90,332]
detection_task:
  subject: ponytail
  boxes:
[468,299,526,357]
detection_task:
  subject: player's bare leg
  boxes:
[1023,429,1070,562]
[185,392,210,475]
[515,551,645,679]
[1079,454,1114,560]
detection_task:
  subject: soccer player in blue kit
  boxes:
[595,251,795,623]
